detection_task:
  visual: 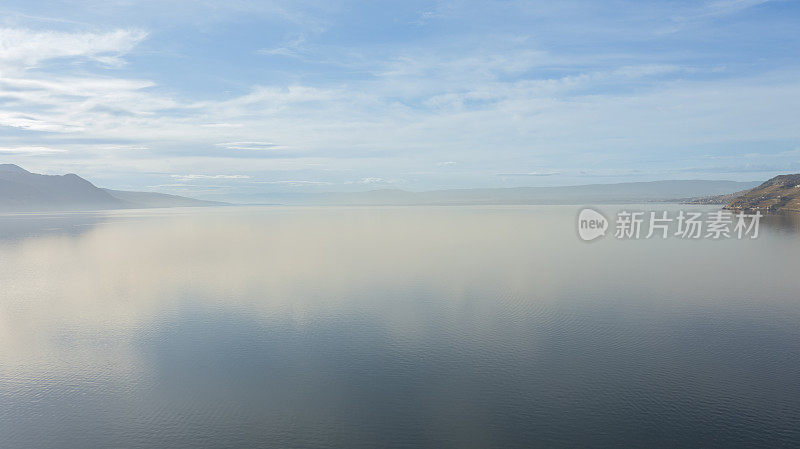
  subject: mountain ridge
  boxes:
[266,179,760,206]
[725,174,800,212]
[0,164,224,212]
[0,163,772,210]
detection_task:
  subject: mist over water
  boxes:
[1,206,799,448]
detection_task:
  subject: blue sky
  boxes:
[0,0,798,200]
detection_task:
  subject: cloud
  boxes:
[256,34,308,58]
[100,145,150,151]
[0,26,165,135]
[0,0,797,200]
[202,123,244,128]
[664,0,773,31]
[256,180,333,186]
[0,74,165,132]
[702,0,772,17]
[496,171,560,177]
[0,28,147,70]
[171,174,251,181]
[358,177,391,184]
[0,112,82,132]
[216,142,283,151]
[412,4,455,26]
[0,146,66,155]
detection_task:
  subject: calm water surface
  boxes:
[1,206,799,448]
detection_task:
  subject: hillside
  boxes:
[684,189,754,205]
[0,164,223,212]
[268,180,760,206]
[103,189,224,208]
[0,164,126,211]
[725,174,800,212]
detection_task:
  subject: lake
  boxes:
[1,205,799,448]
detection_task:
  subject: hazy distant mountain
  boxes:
[103,189,224,208]
[274,180,761,206]
[0,163,763,210]
[725,174,800,212]
[0,164,125,211]
[0,164,222,212]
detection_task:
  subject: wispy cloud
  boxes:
[352,177,398,185]
[496,171,560,177]
[702,0,772,17]
[0,27,147,70]
[171,174,251,181]
[0,0,795,200]
[256,34,308,58]
[256,180,333,186]
[215,142,283,151]
[665,0,773,32]
[0,146,67,155]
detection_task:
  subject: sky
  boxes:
[0,0,798,201]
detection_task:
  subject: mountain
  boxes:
[0,163,764,210]
[103,189,223,208]
[272,180,760,206]
[0,164,125,211]
[725,174,800,212]
[683,189,755,205]
[0,164,222,212]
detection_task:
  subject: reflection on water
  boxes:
[0,211,110,242]
[761,210,800,234]
[1,206,799,448]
